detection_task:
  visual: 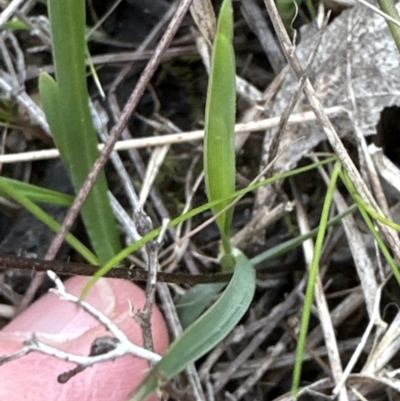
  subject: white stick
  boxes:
[0,106,344,164]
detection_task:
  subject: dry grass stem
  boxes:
[0,106,344,165]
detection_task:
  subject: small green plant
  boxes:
[39,0,121,264]
[203,0,236,269]
[4,1,395,399]
[132,1,256,398]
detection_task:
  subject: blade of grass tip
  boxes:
[131,249,256,401]
[378,0,400,53]
[204,0,236,260]
[0,177,98,265]
[86,46,105,99]
[292,161,341,397]
[340,170,400,285]
[44,0,121,263]
[81,157,337,297]
[183,0,238,327]
[39,72,66,154]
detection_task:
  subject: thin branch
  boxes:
[0,253,232,285]
[0,106,344,164]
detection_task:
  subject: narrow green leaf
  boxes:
[3,19,30,31]
[204,0,236,256]
[131,249,256,401]
[0,177,98,265]
[0,176,74,206]
[42,0,121,263]
[39,72,67,157]
[292,161,341,397]
[378,0,400,54]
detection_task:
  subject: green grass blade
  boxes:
[131,249,255,401]
[204,0,236,258]
[38,72,66,154]
[378,0,400,53]
[4,19,30,31]
[0,176,74,206]
[175,204,356,329]
[41,0,121,263]
[0,177,98,265]
[292,161,341,397]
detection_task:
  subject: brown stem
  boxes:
[0,254,231,286]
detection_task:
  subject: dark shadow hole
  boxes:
[375,105,400,164]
